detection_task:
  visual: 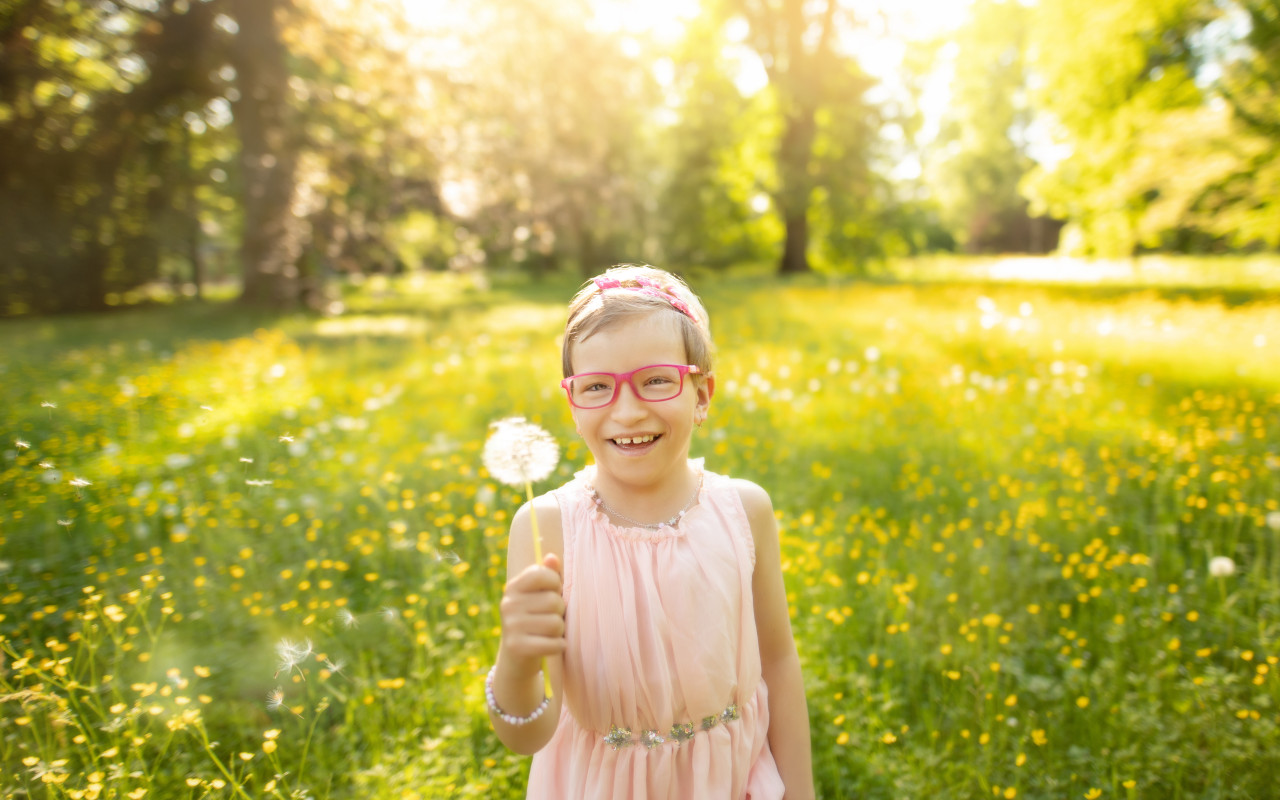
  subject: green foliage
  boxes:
[1024,0,1280,255]
[2,266,1279,796]
[926,0,1045,254]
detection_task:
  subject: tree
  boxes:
[1023,0,1280,254]
[227,0,309,307]
[730,0,840,274]
[926,0,1054,253]
[0,0,231,314]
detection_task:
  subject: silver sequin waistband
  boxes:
[603,703,741,750]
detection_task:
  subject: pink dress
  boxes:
[526,460,785,799]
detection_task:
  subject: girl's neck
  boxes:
[590,462,701,526]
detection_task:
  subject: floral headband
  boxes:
[592,276,695,320]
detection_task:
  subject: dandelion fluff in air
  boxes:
[482,417,560,486]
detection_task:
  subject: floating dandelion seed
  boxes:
[380,606,399,623]
[274,638,313,679]
[246,479,274,487]
[200,405,214,412]
[323,658,344,674]
[69,477,91,488]
[482,416,561,698]
[434,550,462,566]
[1209,556,1236,578]
[266,687,285,711]
[336,609,359,629]
[57,519,72,528]
[279,434,295,443]
[38,461,53,469]
[240,457,254,463]
[15,439,30,450]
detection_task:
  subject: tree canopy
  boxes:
[1,0,1277,314]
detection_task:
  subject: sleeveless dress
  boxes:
[525,460,785,799]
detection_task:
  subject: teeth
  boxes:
[614,435,656,445]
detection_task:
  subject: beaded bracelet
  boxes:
[486,665,550,726]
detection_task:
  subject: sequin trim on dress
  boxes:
[602,703,741,750]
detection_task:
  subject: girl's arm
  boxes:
[489,497,566,755]
[737,479,816,800]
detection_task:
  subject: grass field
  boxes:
[2,268,1279,798]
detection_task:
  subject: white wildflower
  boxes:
[482,417,560,487]
[1208,556,1236,578]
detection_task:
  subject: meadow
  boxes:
[2,268,1278,798]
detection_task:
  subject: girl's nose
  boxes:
[610,379,648,418]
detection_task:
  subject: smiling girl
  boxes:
[488,265,814,799]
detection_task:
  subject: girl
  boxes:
[488,265,814,798]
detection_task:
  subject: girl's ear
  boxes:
[696,374,715,413]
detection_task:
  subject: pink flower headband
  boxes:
[592,276,695,320]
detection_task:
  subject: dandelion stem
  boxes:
[525,478,553,700]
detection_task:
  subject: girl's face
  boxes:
[567,312,712,492]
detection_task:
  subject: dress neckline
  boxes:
[576,459,707,541]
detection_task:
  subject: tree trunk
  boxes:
[779,209,810,274]
[229,0,304,309]
[776,109,816,275]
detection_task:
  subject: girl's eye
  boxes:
[584,382,612,393]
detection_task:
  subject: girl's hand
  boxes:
[498,553,566,678]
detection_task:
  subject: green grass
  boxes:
[2,266,1279,798]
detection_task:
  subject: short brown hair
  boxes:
[562,264,714,380]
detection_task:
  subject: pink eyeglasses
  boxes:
[561,364,700,410]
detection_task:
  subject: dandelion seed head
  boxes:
[482,417,560,486]
[1208,556,1236,578]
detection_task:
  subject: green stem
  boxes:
[524,478,553,699]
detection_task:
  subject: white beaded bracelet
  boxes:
[486,665,550,726]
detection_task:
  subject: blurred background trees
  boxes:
[2,0,1277,314]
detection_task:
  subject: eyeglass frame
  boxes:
[560,364,702,410]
